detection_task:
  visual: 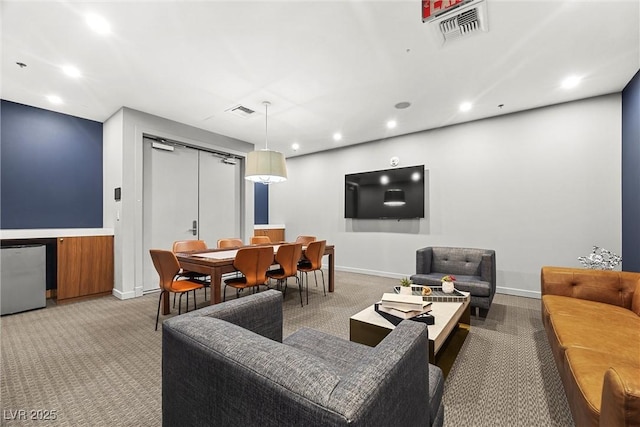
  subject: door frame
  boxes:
[131,127,252,298]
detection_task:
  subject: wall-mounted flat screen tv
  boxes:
[345,165,425,219]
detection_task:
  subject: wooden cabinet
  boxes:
[57,236,114,301]
[254,227,285,243]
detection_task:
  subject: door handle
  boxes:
[189,220,197,236]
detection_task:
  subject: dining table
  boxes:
[169,243,335,315]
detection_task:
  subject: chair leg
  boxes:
[155,291,165,331]
[305,272,309,305]
[178,293,184,315]
[173,292,176,309]
[313,271,318,287]
[320,269,326,296]
[193,289,197,311]
[297,272,304,307]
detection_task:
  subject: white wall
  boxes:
[269,95,622,298]
[104,107,255,299]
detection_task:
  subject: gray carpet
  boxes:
[0,271,574,426]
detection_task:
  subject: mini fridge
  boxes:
[1,244,46,315]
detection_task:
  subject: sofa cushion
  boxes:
[548,313,640,366]
[563,347,640,427]
[166,316,341,407]
[284,327,372,377]
[543,294,640,323]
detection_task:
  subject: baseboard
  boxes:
[112,288,138,300]
[336,266,542,299]
[496,286,541,299]
[335,265,406,280]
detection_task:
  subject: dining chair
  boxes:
[295,235,316,245]
[150,249,204,331]
[217,238,244,248]
[223,246,274,301]
[266,243,304,306]
[250,235,272,245]
[172,240,210,302]
[297,240,326,305]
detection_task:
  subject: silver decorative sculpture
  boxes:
[578,246,622,270]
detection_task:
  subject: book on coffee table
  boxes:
[380,293,431,311]
[376,303,432,319]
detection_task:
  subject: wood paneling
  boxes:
[254,228,285,243]
[57,236,114,301]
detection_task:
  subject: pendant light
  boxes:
[245,101,288,184]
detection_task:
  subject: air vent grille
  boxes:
[225,104,256,119]
[429,0,488,45]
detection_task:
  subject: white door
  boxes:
[143,140,199,292]
[198,152,242,247]
[142,139,244,292]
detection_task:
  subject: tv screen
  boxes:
[345,165,425,219]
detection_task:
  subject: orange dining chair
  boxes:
[224,246,274,301]
[250,235,272,245]
[295,235,316,262]
[217,238,244,248]
[297,240,326,305]
[266,243,304,306]
[172,240,210,302]
[295,235,316,245]
[150,249,204,331]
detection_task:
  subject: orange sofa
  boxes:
[541,266,640,427]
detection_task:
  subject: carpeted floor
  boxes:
[0,271,574,426]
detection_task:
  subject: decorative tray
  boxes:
[393,285,468,302]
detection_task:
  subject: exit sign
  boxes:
[422,0,473,22]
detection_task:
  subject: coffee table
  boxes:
[349,288,470,377]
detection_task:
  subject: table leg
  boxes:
[211,267,222,305]
[162,290,170,315]
[328,250,335,292]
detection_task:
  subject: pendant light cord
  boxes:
[263,101,270,150]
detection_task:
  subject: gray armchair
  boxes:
[162,290,445,427]
[410,246,496,317]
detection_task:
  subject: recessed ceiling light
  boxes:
[386,120,397,129]
[85,13,111,35]
[62,65,81,78]
[561,75,582,89]
[291,143,300,151]
[47,95,63,105]
[394,102,411,109]
[333,133,342,142]
[459,102,472,112]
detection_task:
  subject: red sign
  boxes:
[422,0,468,22]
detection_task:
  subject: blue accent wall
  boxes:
[622,70,640,272]
[254,183,269,224]
[1,100,103,229]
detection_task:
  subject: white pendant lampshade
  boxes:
[245,101,288,185]
[245,149,287,184]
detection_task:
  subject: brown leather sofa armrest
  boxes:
[600,367,640,427]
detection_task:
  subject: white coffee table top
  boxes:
[350,295,469,355]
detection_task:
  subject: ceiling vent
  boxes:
[429,0,488,45]
[225,104,256,119]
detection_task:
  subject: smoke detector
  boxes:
[429,0,488,45]
[225,104,256,119]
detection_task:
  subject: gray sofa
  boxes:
[410,246,496,317]
[162,290,445,427]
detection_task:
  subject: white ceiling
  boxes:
[2,1,639,157]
